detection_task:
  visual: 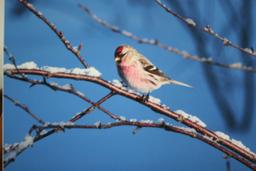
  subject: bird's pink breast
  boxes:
[119,63,139,80]
[118,62,158,93]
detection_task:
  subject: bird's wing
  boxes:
[138,57,170,80]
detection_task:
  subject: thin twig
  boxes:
[42,80,120,121]
[78,4,256,73]
[69,91,116,122]
[4,46,28,79]
[155,0,256,57]
[34,91,116,139]
[18,0,90,68]
[3,91,117,167]
[4,73,119,120]
[4,94,45,124]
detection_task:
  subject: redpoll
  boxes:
[114,45,192,95]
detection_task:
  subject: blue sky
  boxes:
[4,0,256,171]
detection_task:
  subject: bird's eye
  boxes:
[119,52,126,57]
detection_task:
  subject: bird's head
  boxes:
[114,45,131,64]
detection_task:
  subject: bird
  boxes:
[114,45,192,100]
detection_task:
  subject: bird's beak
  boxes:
[115,57,121,63]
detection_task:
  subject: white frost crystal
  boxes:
[185,18,196,26]
[175,109,207,127]
[112,79,123,87]
[149,96,161,105]
[215,131,230,140]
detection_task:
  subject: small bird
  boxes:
[114,45,192,99]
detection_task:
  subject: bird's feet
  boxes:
[141,93,149,102]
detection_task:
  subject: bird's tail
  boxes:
[169,79,193,88]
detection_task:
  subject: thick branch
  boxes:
[4,68,256,166]
[5,116,256,170]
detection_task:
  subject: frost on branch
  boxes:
[130,118,137,122]
[243,48,253,54]
[185,18,196,27]
[4,135,34,163]
[149,96,161,105]
[229,63,242,69]
[111,79,123,87]
[94,121,101,128]
[175,109,207,127]
[215,131,230,140]
[4,61,102,77]
[51,121,75,127]
[120,116,127,121]
[18,61,38,69]
[141,120,154,124]
[70,67,101,77]
[4,61,39,70]
[157,118,165,123]
[215,131,253,154]
[177,126,197,134]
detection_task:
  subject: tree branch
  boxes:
[18,0,90,68]
[4,73,119,120]
[4,67,256,168]
[78,3,256,73]
[4,94,45,124]
[5,1,255,170]
[155,0,256,58]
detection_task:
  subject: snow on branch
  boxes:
[175,110,206,127]
[4,61,101,77]
[215,131,253,155]
[78,4,256,73]
[4,135,34,165]
[4,65,256,169]
[155,0,256,58]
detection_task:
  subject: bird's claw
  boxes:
[141,93,149,102]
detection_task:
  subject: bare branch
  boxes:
[78,4,256,73]
[155,0,256,57]
[4,46,28,79]
[18,0,90,68]
[69,91,116,122]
